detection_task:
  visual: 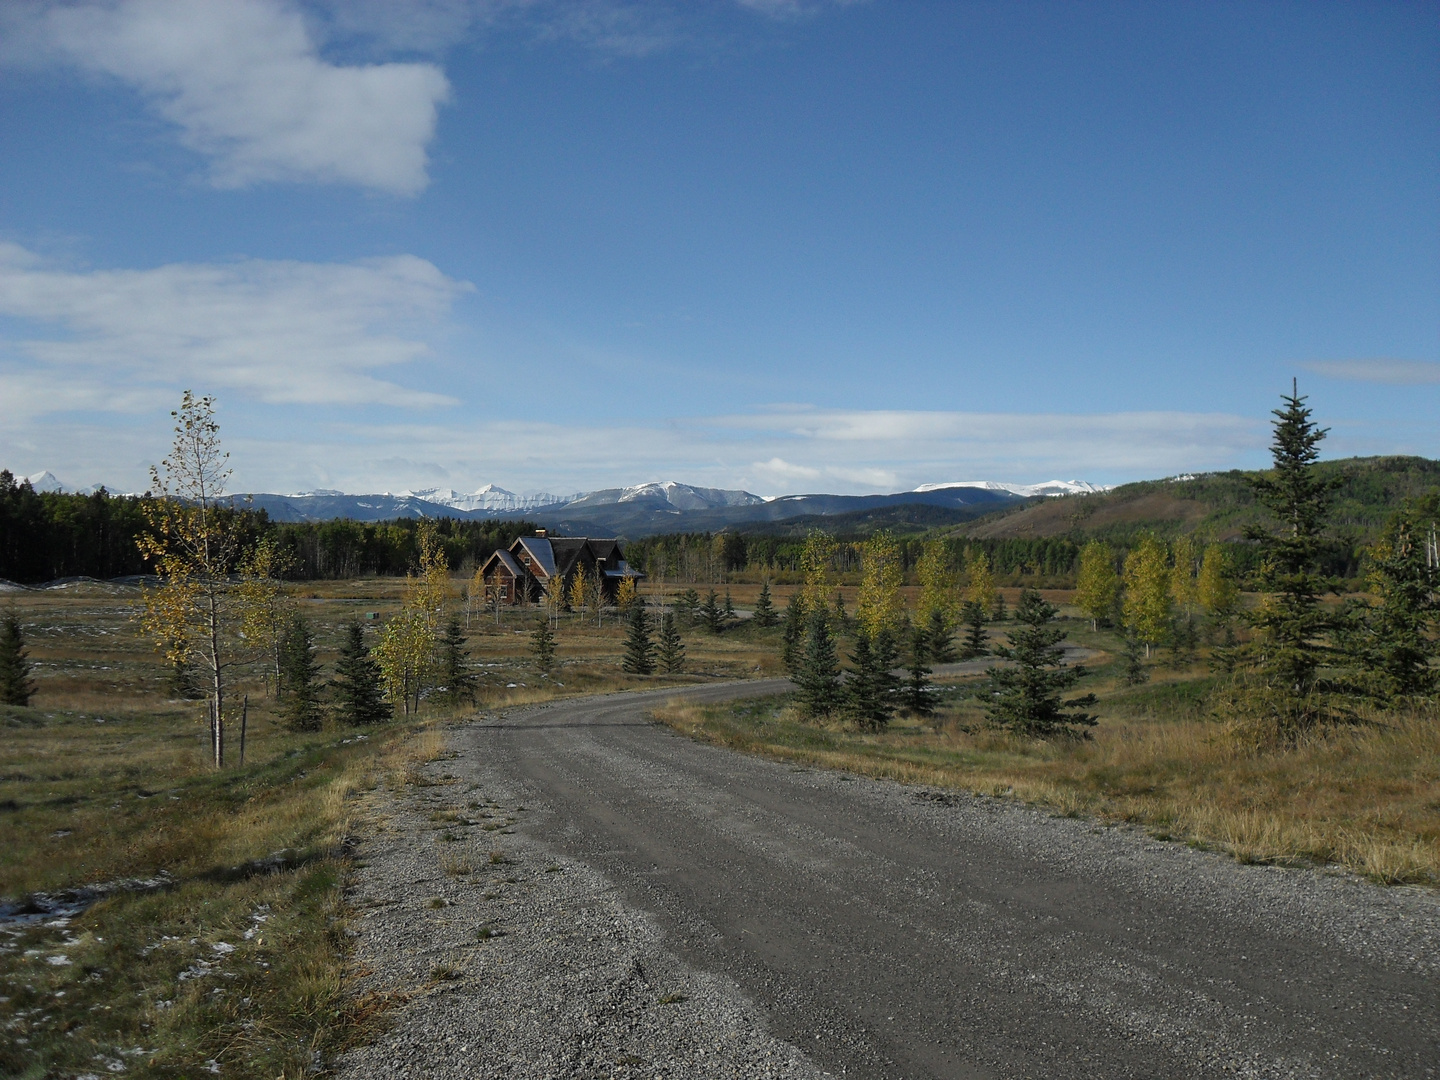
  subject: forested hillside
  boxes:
[959,456,1439,546]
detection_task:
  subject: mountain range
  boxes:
[15,472,1106,536]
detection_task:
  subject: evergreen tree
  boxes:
[657,612,686,674]
[832,592,849,633]
[622,603,656,675]
[1224,385,1347,737]
[532,618,556,676]
[904,625,934,715]
[1349,495,1439,698]
[958,600,988,659]
[168,655,204,700]
[985,588,1096,737]
[845,627,899,731]
[751,581,779,627]
[676,588,701,625]
[333,621,391,725]
[781,592,806,675]
[989,592,1008,623]
[795,611,842,719]
[0,613,35,707]
[278,614,322,731]
[723,589,736,621]
[1075,541,1119,632]
[925,606,956,664]
[436,618,476,706]
[1121,632,1149,686]
[699,589,724,634]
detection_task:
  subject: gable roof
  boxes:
[512,537,557,579]
[481,548,525,579]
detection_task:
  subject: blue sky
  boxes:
[0,0,1435,496]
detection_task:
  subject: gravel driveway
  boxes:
[337,682,1439,1079]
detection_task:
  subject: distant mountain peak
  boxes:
[913,479,1110,498]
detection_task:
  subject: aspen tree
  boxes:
[915,539,957,632]
[800,532,837,619]
[1123,535,1172,659]
[236,534,296,696]
[137,392,249,767]
[1074,541,1119,632]
[965,551,997,618]
[374,523,448,715]
[856,530,904,639]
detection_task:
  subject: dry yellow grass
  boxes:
[653,689,1440,886]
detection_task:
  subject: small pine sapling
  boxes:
[699,589,723,634]
[532,619,557,676]
[795,611,843,719]
[904,625,934,716]
[437,619,477,706]
[334,621,391,725]
[622,603,656,675]
[657,612,685,674]
[752,581,779,627]
[0,613,36,707]
[723,590,736,621]
[958,601,988,659]
[278,614,322,731]
[984,588,1097,738]
[926,607,955,664]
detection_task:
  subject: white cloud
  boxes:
[20,0,449,194]
[1300,359,1440,386]
[0,242,469,409]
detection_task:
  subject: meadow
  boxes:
[2,578,1435,1078]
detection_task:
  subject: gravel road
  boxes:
[338,681,1439,1079]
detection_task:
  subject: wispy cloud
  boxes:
[0,243,469,410]
[6,0,449,194]
[1300,359,1440,386]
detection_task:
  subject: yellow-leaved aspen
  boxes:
[1170,535,1199,612]
[800,532,837,619]
[1123,535,1172,658]
[137,391,250,767]
[236,534,296,696]
[856,530,904,638]
[915,538,957,631]
[965,551,997,617]
[1197,544,1239,617]
[1074,541,1119,632]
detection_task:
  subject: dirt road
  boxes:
[341,682,1439,1079]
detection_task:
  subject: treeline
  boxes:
[0,471,536,584]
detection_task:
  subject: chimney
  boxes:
[535,529,547,537]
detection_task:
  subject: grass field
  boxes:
[3,578,1435,1077]
[653,607,1440,887]
[0,579,771,1079]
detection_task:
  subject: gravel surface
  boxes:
[337,682,1439,1079]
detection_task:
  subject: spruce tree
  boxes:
[1350,495,1439,698]
[657,612,686,674]
[723,589,736,622]
[0,613,35,707]
[1226,384,1347,736]
[436,619,477,706]
[958,600,988,659]
[532,619,556,676]
[904,625,934,715]
[699,589,723,634]
[278,614,322,731]
[622,603,656,675]
[844,633,886,731]
[990,592,1007,623]
[781,593,806,674]
[985,588,1096,738]
[334,621,391,725]
[752,581,778,627]
[925,607,955,664]
[676,588,701,625]
[795,611,842,719]
[1121,632,1149,686]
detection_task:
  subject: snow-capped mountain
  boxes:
[914,479,1110,499]
[25,471,66,493]
[567,481,767,511]
[387,484,578,513]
